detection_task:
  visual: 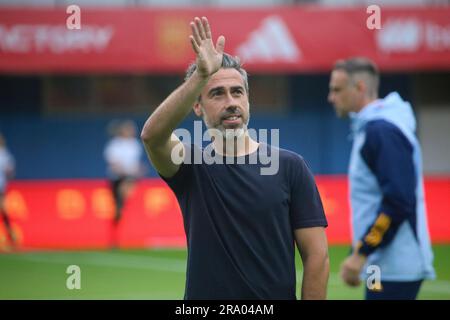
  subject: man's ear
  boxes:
[355,79,367,95]
[193,101,203,117]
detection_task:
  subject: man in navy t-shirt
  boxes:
[141,16,329,300]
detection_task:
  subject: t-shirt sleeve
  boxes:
[289,155,328,230]
[158,143,194,195]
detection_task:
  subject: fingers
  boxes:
[340,265,361,287]
[190,16,211,41]
[346,276,361,287]
[202,17,211,39]
[195,17,207,39]
[189,36,200,54]
[216,35,225,54]
[190,21,201,46]
[189,16,223,56]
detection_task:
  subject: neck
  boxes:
[212,131,259,157]
[356,96,378,113]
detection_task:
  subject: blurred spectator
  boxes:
[104,120,145,249]
[0,132,16,250]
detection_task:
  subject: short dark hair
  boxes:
[333,57,379,97]
[185,53,249,100]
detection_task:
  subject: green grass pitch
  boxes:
[0,245,449,299]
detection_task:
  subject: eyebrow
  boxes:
[207,87,224,97]
[207,85,245,97]
[329,86,341,91]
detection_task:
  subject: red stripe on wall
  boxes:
[1,7,450,73]
[1,176,449,250]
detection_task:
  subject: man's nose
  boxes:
[225,105,238,113]
[224,92,239,107]
[224,92,237,104]
[328,92,334,104]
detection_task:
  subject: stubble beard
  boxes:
[203,111,251,142]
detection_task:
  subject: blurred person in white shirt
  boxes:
[0,132,16,250]
[104,120,145,249]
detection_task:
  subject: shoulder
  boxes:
[268,144,306,164]
[364,119,412,149]
[0,149,14,166]
[0,149,7,162]
[366,118,397,131]
[1,148,14,159]
[105,138,119,149]
[263,143,309,175]
[365,119,404,139]
[130,138,143,149]
[262,143,303,160]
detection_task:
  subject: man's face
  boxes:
[120,123,136,138]
[328,70,359,118]
[194,68,250,137]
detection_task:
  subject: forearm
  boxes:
[357,212,394,256]
[141,70,209,147]
[359,120,415,255]
[301,254,329,300]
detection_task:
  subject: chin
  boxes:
[225,128,246,140]
[217,124,247,140]
[335,109,347,118]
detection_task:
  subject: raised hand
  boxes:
[189,16,225,79]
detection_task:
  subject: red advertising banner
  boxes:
[1,177,449,251]
[1,7,450,73]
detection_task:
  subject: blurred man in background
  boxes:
[328,57,435,299]
[0,132,16,250]
[104,120,145,249]
[141,16,329,300]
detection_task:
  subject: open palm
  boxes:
[189,16,225,79]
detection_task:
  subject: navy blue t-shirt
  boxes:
[160,143,327,300]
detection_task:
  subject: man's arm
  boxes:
[295,227,329,300]
[357,120,416,255]
[340,120,416,286]
[140,16,225,178]
[141,72,207,178]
